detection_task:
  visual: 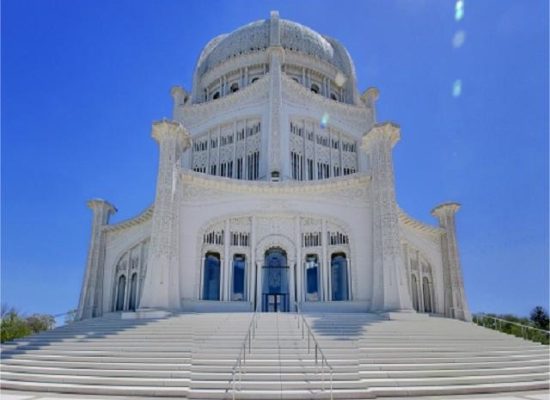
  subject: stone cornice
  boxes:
[398,208,444,236]
[103,205,154,233]
[181,169,371,196]
[177,75,270,127]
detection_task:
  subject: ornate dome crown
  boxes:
[194,11,356,81]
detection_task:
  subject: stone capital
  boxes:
[431,202,461,219]
[151,119,191,149]
[87,198,117,215]
[362,121,401,150]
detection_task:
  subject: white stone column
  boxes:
[289,262,296,310]
[249,216,256,303]
[77,199,117,320]
[224,219,231,301]
[199,256,205,300]
[139,120,190,310]
[255,261,263,311]
[417,250,425,312]
[362,122,413,311]
[295,217,303,304]
[321,219,329,301]
[267,11,284,178]
[403,243,412,297]
[432,203,471,321]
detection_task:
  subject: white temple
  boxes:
[77,12,470,322]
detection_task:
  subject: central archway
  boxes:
[262,248,290,312]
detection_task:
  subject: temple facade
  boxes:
[77,12,471,321]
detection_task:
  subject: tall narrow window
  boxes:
[236,158,243,179]
[411,274,419,311]
[128,273,138,311]
[305,255,320,301]
[331,253,349,301]
[115,275,126,311]
[422,277,432,313]
[247,152,259,180]
[232,254,246,301]
[203,253,221,300]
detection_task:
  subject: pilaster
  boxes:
[77,199,117,320]
[362,122,413,311]
[267,11,284,178]
[139,120,191,310]
[431,202,471,321]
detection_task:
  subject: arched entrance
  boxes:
[262,248,290,312]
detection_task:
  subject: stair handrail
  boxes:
[474,313,550,340]
[294,302,334,400]
[230,311,258,400]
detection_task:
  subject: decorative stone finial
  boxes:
[87,198,117,214]
[151,119,190,146]
[86,199,117,226]
[361,87,380,106]
[431,202,461,218]
[362,121,401,150]
[170,86,188,107]
[269,10,281,47]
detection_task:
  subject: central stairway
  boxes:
[1,312,548,399]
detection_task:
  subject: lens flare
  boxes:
[320,112,330,128]
[452,30,466,48]
[455,0,464,21]
[452,80,462,97]
[335,72,347,87]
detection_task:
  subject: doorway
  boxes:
[261,248,289,312]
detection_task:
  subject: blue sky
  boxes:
[2,0,548,318]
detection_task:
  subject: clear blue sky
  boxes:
[2,0,548,318]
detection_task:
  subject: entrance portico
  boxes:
[254,235,296,312]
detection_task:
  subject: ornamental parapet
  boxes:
[181,169,371,195]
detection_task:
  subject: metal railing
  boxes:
[230,312,258,400]
[473,313,550,343]
[294,302,334,400]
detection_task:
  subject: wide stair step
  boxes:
[1,312,548,398]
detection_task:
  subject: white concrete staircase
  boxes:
[308,313,550,398]
[1,312,548,399]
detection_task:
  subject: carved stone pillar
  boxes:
[139,120,190,310]
[77,199,116,320]
[432,203,471,321]
[362,122,413,311]
[255,261,263,311]
[267,11,284,178]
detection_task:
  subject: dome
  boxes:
[195,13,355,80]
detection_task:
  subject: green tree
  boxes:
[530,306,549,330]
[0,305,56,343]
[25,314,55,333]
[0,306,31,343]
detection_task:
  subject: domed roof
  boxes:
[195,13,355,79]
